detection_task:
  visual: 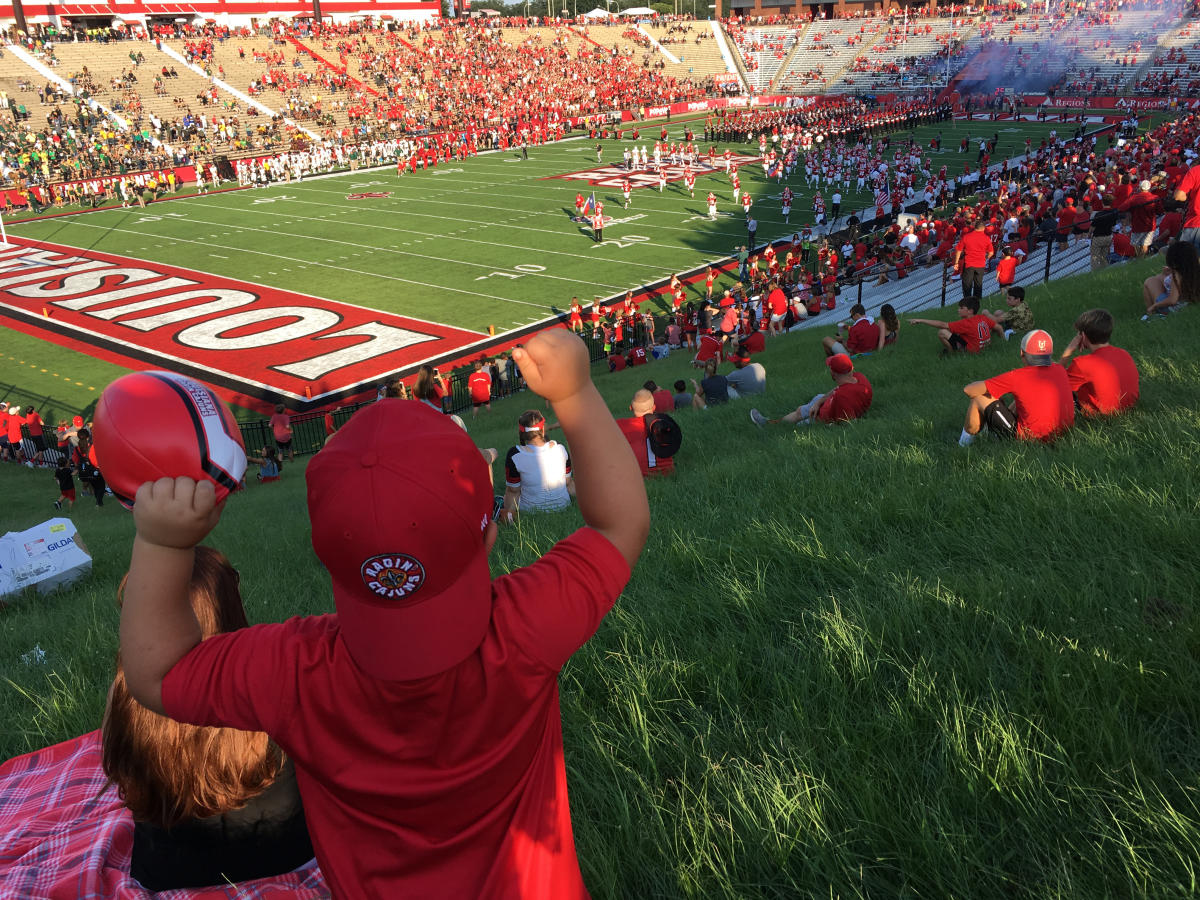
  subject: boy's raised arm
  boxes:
[513,330,649,569]
[120,477,223,715]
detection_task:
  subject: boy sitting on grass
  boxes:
[988,286,1034,341]
[910,297,1004,356]
[118,329,650,899]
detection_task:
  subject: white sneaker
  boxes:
[750,409,767,428]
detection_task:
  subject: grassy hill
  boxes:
[1,257,1197,898]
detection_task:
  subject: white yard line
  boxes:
[193,197,672,276]
[36,217,552,314]
[288,179,802,237]
[115,207,626,294]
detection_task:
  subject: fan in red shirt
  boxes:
[765,282,788,335]
[823,303,881,358]
[617,389,676,476]
[749,353,871,428]
[910,297,1002,355]
[468,360,492,416]
[1060,309,1139,416]
[959,329,1075,445]
[122,330,651,900]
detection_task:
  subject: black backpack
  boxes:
[644,413,682,460]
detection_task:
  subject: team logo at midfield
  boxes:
[361,553,425,600]
[347,192,392,200]
[549,153,762,189]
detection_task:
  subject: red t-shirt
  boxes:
[985,363,1075,441]
[948,314,997,353]
[741,331,766,355]
[652,388,674,413]
[1176,164,1200,228]
[164,529,630,900]
[5,413,25,443]
[958,230,993,269]
[468,371,492,403]
[694,334,722,363]
[628,346,648,366]
[845,318,881,354]
[818,372,872,423]
[269,412,292,443]
[1066,345,1139,415]
[608,354,627,372]
[617,415,675,476]
[995,256,1018,286]
[766,288,787,317]
[24,411,42,437]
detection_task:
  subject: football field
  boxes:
[0,114,1087,410]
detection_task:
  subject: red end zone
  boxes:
[0,236,485,408]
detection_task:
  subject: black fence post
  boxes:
[1043,235,1053,284]
[940,265,948,307]
[857,280,863,304]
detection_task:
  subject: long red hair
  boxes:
[101,546,284,828]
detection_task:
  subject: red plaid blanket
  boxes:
[0,731,329,899]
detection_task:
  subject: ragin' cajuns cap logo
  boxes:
[361,553,425,601]
[347,192,393,200]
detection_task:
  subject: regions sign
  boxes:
[547,152,762,189]
[0,237,484,406]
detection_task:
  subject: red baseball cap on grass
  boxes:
[307,400,494,681]
[826,353,854,375]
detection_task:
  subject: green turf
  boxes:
[1,255,1197,898]
[5,117,1073,342]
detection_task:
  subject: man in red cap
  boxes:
[749,353,872,427]
[117,329,650,899]
[958,328,1075,445]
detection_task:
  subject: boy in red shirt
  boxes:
[1059,308,1139,415]
[749,353,872,427]
[468,360,492,416]
[118,330,650,900]
[958,329,1075,445]
[910,297,1003,355]
[822,303,881,357]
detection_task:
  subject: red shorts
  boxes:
[61,489,76,501]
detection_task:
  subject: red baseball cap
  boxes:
[826,353,854,375]
[1021,329,1054,362]
[307,400,494,682]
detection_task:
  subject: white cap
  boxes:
[9,406,19,414]
[1140,179,1152,191]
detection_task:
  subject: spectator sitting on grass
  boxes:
[617,388,678,477]
[690,357,732,409]
[822,303,881,358]
[247,446,282,483]
[645,380,674,413]
[1142,241,1199,319]
[877,304,900,347]
[498,409,574,523]
[102,546,312,892]
[672,379,692,410]
[1059,308,1140,416]
[989,286,1034,340]
[725,351,766,396]
[910,297,1003,355]
[958,329,1075,446]
[749,353,872,428]
[692,331,723,368]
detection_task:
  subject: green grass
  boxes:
[2,256,1198,897]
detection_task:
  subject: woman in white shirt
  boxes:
[498,410,575,523]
